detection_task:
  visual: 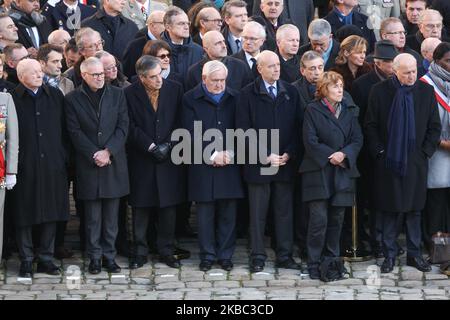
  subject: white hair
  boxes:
[202,60,228,77]
[418,9,443,24]
[80,57,103,73]
[47,29,70,45]
[243,21,266,40]
[392,53,416,71]
[421,37,442,56]
[308,19,332,40]
[16,58,40,78]
[276,24,299,42]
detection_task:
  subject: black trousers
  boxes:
[293,174,309,255]
[196,199,237,262]
[307,200,345,267]
[132,206,176,257]
[16,222,56,262]
[248,181,294,262]
[424,188,450,247]
[382,211,421,258]
[84,198,120,260]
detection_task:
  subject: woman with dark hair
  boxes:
[300,71,363,281]
[331,35,372,92]
[142,40,184,85]
[420,42,450,248]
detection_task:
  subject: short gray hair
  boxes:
[80,57,103,73]
[242,21,266,40]
[163,6,186,26]
[308,19,332,40]
[202,60,228,77]
[75,27,101,49]
[94,50,114,60]
[300,50,324,68]
[135,55,161,76]
[276,24,299,42]
[418,9,443,24]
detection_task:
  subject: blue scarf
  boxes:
[202,83,225,104]
[334,6,353,25]
[385,76,416,177]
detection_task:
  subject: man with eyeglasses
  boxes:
[186,30,252,92]
[400,0,427,36]
[406,9,449,54]
[65,57,129,275]
[298,19,340,71]
[123,10,166,78]
[95,50,130,88]
[42,0,96,36]
[9,58,70,278]
[192,7,222,47]
[232,20,266,79]
[160,6,203,77]
[81,0,138,60]
[3,43,29,84]
[0,14,18,52]
[63,27,103,87]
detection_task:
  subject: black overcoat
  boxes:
[64,84,130,200]
[364,79,441,213]
[124,79,186,208]
[10,85,69,227]
[182,84,244,202]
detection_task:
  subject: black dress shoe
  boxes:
[19,261,33,278]
[104,260,121,273]
[160,255,181,268]
[381,257,395,273]
[88,259,102,274]
[276,258,301,270]
[174,247,191,260]
[407,256,431,272]
[36,261,61,275]
[218,259,233,271]
[249,259,265,273]
[129,255,148,269]
[199,260,213,271]
[308,267,320,279]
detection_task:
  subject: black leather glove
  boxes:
[149,142,172,163]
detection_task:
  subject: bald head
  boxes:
[202,30,227,59]
[147,10,166,39]
[257,50,280,84]
[421,37,441,61]
[198,7,222,34]
[47,29,71,49]
[17,58,43,90]
[393,53,417,86]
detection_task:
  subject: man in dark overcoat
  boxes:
[182,60,244,272]
[364,53,441,273]
[65,57,129,274]
[125,55,186,269]
[236,50,302,273]
[10,58,69,278]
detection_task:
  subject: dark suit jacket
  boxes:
[277,51,301,83]
[122,35,151,78]
[64,84,130,200]
[124,79,186,208]
[231,49,259,79]
[185,56,253,92]
[298,38,341,71]
[251,14,292,52]
[236,77,302,183]
[182,84,244,202]
[81,9,139,60]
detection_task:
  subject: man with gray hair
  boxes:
[298,19,341,71]
[418,37,441,77]
[185,30,251,91]
[47,29,71,49]
[65,56,129,274]
[231,20,266,79]
[0,14,18,52]
[365,52,441,273]
[9,58,69,278]
[124,55,186,270]
[276,24,300,83]
[182,60,244,272]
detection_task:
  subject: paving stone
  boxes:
[204,270,228,281]
[85,272,109,279]
[398,281,424,288]
[4,295,35,300]
[380,295,401,300]
[325,278,363,286]
[35,294,58,300]
[401,271,424,281]
[186,281,212,289]
[296,279,322,287]
[158,292,184,300]
[107,295,136,300]
[423,288,446,295]
[156,281,185,290]
[154,274,179,284]
[213,281,240,288]
[130,278,152,285]
[426,296,449,300]
[242,280,267,288]
[425,274,449,280]
[103,285,129,291]
[130,268,152,278]
[428,280,450,287]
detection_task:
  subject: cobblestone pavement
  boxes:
[1,235,449,300]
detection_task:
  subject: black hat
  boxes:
[372,40,398,60]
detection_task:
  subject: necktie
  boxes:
[250,57,257,76]
[268,85,276,100]
[28,27,39,48]
[235,39,241,53]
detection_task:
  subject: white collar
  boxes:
[245,51,259,62]
[63,0,78,10]
[263,80,277,91]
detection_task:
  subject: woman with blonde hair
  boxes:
[331,35,372,92]
[300,71,363,281]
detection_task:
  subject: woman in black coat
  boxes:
[300,71,363,281]
[182,61,244,272]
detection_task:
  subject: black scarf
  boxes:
[386,76,416,177]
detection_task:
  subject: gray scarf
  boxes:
[428,62,450,98]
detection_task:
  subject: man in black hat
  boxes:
[351,39,399,257]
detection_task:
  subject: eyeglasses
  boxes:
[104,64,118,72]
[423,23,442,31]
[173,21,190,27]
[156,53,171,60]
[85,72,105,78]
[242,36,261,42]
[386,31,407,36]
[202,18,222,24]
[83,40,105,50]
[150,21,164,25]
